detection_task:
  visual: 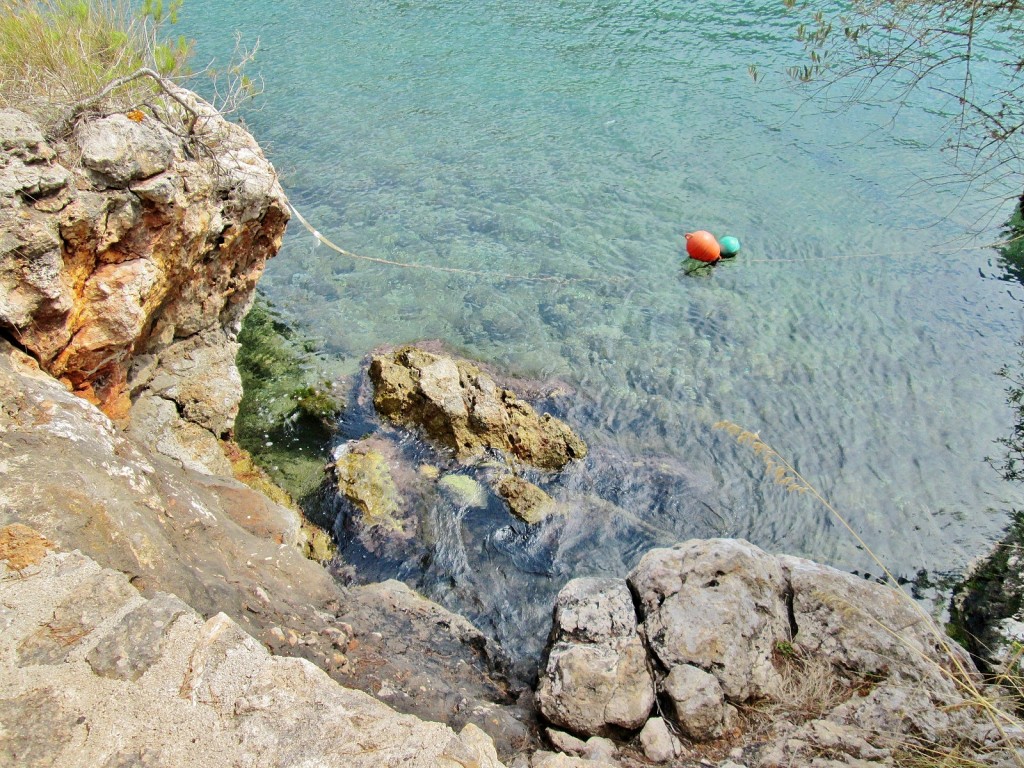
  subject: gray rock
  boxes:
[86,593,191,680]
[531,752,617,768]
[779,554,975,683]
[628,539,789,701]
[75,114,175,187]
[138,327,243,437]
[17,570,140,665]
[582,736,617,763]
[546,728,588,755]
[2,547,510,768]
[662,663,729,741]
[0,108,54,161]
[536,578,654,735]
[0,688,78,768]
[638,717,680,763]
[126,393,234,476]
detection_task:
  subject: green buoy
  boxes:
[719,235,741,258]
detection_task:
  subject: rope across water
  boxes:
[288,203,1024,281]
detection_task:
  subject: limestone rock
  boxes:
[638,717,680,763]
[86,593,191,681]
[125,393,234,476]
[536,577,654,735]
[1,546,510,768]
[780,555,974,683]
[531,752,617,768]
[628,538,789,701]
[546,728,588,756]
[662,664,730,741]
[496,475,560,524]
[75,113,176,187]
[1,104,288,429]
[369,346,587,470]
[0,342,522,746]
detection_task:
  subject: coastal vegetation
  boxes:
[0,0,190,130]
[780,0,1022,211]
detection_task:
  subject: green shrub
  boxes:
[0,0,191,128]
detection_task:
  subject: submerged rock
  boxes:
[495,475,561,524]
[439,473,489,508]
[331,440,407,535]
[368,346,587,470]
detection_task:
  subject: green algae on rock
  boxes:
[438,474,489,509]
[331,440,410,540]
[368,345,587,470]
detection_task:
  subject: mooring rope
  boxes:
[288,202,1024,280]
[288,203,615,284]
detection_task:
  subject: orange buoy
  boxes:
[685,231,721,263]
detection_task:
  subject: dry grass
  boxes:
[0,0,190,131]
[741,645,854,737]
[716,420,1024,767]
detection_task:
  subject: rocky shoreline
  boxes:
[1,96,1021,767]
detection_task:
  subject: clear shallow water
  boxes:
[182,1,1023,663]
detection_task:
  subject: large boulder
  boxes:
[535,577,655,735]
[536,538,1003,767]
[368,346,587,470]
[0,99,288,439]
[628,538,789,701]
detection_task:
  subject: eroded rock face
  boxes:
[0,340,528,754]
[1,546,509,768]
[629,538,789,701]
[535,539,1000,768]
[535,577,654,735]
[368,346,587,470]
[0,99,288,447]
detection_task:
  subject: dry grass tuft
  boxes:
[0,0,190,131]
[716,419,1024,767]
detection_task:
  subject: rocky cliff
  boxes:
[2,97,1022,768]
[0,101,531,760]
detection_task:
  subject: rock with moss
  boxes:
[949,511,1024,676]
[368,346,587,470]
[330,439,417,555]
[495,475,561,525]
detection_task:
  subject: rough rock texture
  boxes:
[1,545,507,767]
[535,577,655,735]
[0,337,528,754]
[629,538,789,702]
[369,346,587,469]
[496,474,560,524]
[536,539,1013,767]
[662,664,732,741]
[0,97,287,475]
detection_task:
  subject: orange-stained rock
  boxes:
[0,97,289,427]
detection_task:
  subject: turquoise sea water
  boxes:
[182,1,1023,661]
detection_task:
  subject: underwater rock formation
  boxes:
[369,345,587,470]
